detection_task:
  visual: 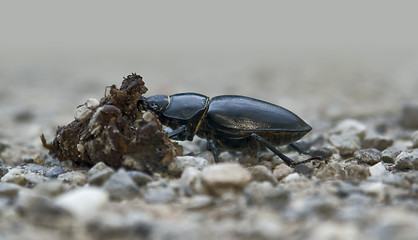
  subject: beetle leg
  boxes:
[168,125,188,140]
[207,139,220,163]
[250,133,326,167]
[289,143,308,154]
[250,133,296,166]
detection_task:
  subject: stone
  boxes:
[88,168,115,186]
[1,168,26,185]
[272,163,293,181]
[330,133,361,156]
[180,167,205,194]
[412,131,418,148]
[127,171,153,186]
[354,148,382,165]
[400,102,418,128]
[102,169,139,200]
[0,140,8,154]
[362,136,393,151]
[395,150,418,170]
[88,162,113,177]
[16,189,73,228]
[369,162,387,177]
[381,147,402,163]
[249,165,278,186]
[333,119,367,139]
[282,173,303,182]
[0,182,20,199]
[26,164,48,174]
[57,171,87,186]
[314,162,346,180]
[185,195,213,210]
[23,172,49,186]
[201,163,251,195]
[360,182,386,201]
[45,166,66,178]
[55,187,109,222]
[167,156,211,177]
[345,165,370,180]
[144,187,176,204]
[0,166,8,179]
[308,147,333,159]
[33,181,65,197]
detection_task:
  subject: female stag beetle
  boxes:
[139,93,324,167]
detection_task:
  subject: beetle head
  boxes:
[139,95,170,113]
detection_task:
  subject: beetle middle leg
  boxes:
[250,133,325,167]
[207,139,220,163]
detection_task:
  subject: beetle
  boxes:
[139,93,323,167]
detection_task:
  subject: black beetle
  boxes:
[139,93,323,167]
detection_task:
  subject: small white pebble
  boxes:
[143,111,154,122]
[86,98,100,110]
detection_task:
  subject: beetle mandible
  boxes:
[139,93,323,167]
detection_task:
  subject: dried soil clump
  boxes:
[41,74,178,173]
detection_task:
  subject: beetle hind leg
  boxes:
[250,133,326,167]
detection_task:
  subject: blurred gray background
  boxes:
[1,0,418,129]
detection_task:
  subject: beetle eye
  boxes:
[143,95,169,113]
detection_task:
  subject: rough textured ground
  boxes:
[1,49,418,240]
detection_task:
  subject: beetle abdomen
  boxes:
[206,95,311,132]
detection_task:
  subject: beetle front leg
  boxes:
[207,139,220,163]
[168,125,188,140]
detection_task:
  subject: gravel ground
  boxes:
[1,49,418,240]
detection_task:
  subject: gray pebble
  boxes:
[88,162,113,177]
[0,182,20,199]
[354,148,382,165]
[249,165,278,186]
[144,187,176,204]
[330,133,361,156]
[362,136,393,151]
[400,102,418,128]
[167,156,212,177]
[381,147,402,163]
[45,166,66,178]
[26,164,48,174]
[103,169,139,200]
[88,168,115,186]
[87,162,115,186]
[127,171,153,186]
[308,147,333,159]
[395,150,418,170]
